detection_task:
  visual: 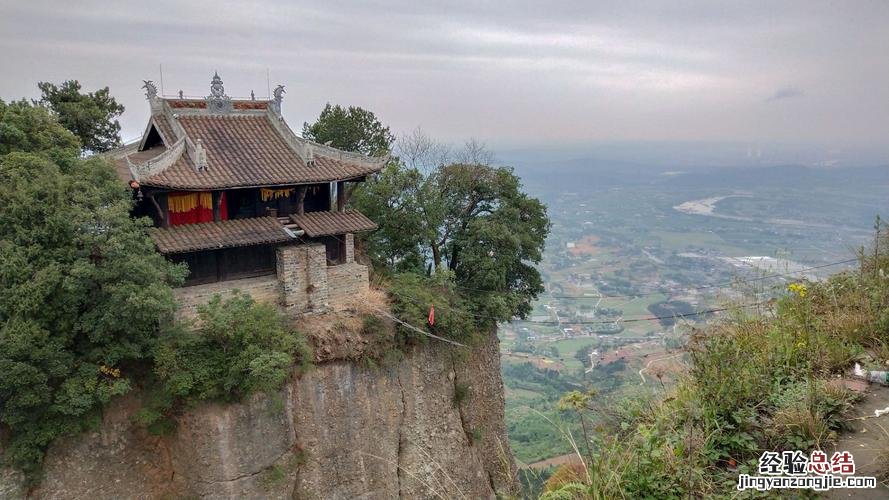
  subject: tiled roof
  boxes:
[290,210,378,237]
[139,114,382,189]
[150,217,292,254]
[151,114,177,145]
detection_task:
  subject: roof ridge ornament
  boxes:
[194,139,209,171]
[271,84,285,115]
[142,80,158,99]
[205,71,233,113]
[305,142,315,166]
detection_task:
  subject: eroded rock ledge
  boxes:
[0,312,516,499]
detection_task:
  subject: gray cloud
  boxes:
[765,87,804,103]
[0,0,887,155]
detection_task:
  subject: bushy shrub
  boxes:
[549,225,889,498]
[137,292,311,428]
[387,271,477,345]
[0,100,184,479]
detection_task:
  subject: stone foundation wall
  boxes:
[176,238,368,319]
[327,262,369,304]
[344,233,355,263]
[174,275,280,319]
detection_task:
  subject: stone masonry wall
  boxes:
[176,241,368,319]
[276,243,330,315]
[344,233,355,263]
[173,275,280,319]
[327,262,369,304]
[276,245,308,315]
[305,243,329,310]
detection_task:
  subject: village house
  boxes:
[109,73,384,317]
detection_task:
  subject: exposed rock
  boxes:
[0,327,515,499]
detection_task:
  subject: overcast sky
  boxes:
[1,1,887,158]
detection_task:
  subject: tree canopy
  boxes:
[0,99,183,477]
[303,108,550,330]
[0,99,80,162]
[354,158,549,325]
[302,103,394,156]
[37,80,125,153]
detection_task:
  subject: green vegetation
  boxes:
[153,292,310,401]
[541,235,889,498]
[302,103,394,156]
[503,361,582,464]
[453,381,471,406]
[0,97,183,478]
[304,114,551,344]
[37,80,125,153]
[0,86,312,482]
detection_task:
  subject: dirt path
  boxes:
[826,383,889,499]
[638,351,684,385]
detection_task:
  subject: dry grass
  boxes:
[294,287,396,363]
[296,287,390,336]
[331,286,391,315]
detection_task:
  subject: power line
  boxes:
[386,285,768,326]
[373,307,468,348]
[513,301,767,325]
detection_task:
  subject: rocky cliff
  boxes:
[1,316,516,499]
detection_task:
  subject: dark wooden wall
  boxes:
[170,244,276,286]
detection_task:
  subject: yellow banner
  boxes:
[260,188,295,202]
[168,192,213,213]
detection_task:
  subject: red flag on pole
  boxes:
[428,304,435,326]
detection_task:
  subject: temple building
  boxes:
[109,74,384,316]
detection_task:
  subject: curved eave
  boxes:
[138,170,379,191]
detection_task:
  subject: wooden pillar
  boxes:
[336,181,346,212]
[295,186,307,215]
[148,193,170,228]
[212,191,223,221]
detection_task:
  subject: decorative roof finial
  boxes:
[142,80,158,99]
[250,90,255,101]
[209,71,227,98]
[178,90,184,99]
[271,84,285,115]
[205,71,232,113]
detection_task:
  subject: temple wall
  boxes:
[344,233,355,263]
[276,244,310,315]
[175,239,368,320]
[173,275,281,319]
[327,262,369,304]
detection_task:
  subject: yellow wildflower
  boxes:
[787,283,808,298]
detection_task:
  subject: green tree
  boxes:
[302,103,394,156]
[351,163,429,271]
[0,100,183,477]
[355,160,549,325]
[153,292,311,403]
[0,99,80,163]
[37,80,125,153]
[304,105,549,331]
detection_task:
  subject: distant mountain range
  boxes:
[504,155,889,192]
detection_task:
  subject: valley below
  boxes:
[497,161,889,473]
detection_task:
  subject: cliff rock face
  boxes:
[0,325,516,499]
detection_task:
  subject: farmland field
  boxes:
[499,161,889,466]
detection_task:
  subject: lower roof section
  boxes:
[151,217,293,254]
[290,210,378,237]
